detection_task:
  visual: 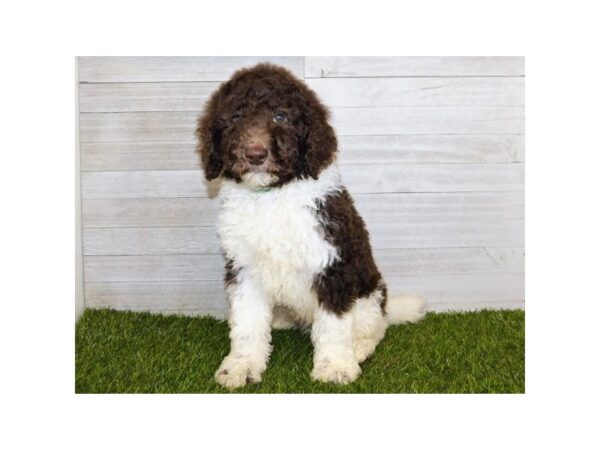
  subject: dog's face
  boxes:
[196,64,337,188]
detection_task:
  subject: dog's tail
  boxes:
[385,294,427,325]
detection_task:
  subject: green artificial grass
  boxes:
[76,308,524,394]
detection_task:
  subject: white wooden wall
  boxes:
[77,56,525,317]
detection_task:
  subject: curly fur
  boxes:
[196,63,336,184]
[196,63,425,389]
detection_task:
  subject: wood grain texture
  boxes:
[81,163,523,199]
[85,281,226,315]
[84,220,523,253]
[341,163,523,193]
[79,112,196,142]
[81,170,211,199]
[83,192,524,251]
[84,247,523,282]
[79,56,304,82]
[84,275,524,316]
[366,219,524,249]
[80,141,199,171]
[80,76,523,112]
[355,190,525,250]
[80,135,525,174]
[307,77,524,107]
[338,135,525,164]
[84,278,524,317]
[82,218,523,254]
[82,192,523,235]
[305,56,525,78]
[331,106,524,135]
[82,197,220,228]
[79,107,523,142]
[79,135,524,171]
[84,254,225,282]
[79,81,220,112]
[83,227,221,255]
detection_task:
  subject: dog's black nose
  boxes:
[245,144,268,165]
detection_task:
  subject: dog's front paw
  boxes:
[311,357,361,385]
[215,355,264,390]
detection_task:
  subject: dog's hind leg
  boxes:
[311,306,361,384]
[352,289,388,363]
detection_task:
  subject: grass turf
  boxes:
[76,308,524,394]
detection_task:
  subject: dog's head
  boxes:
[196,63,337,188]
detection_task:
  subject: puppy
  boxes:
[196,63,425,389]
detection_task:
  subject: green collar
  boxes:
[255,187,272,193]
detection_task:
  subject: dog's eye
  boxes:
[273,111,287,124]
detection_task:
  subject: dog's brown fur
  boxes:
[196,63,337,186]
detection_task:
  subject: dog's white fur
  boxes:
[215,165,425,388]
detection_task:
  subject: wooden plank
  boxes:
[82,198,220,227]
[79,82,220,112]
[83,227,221,255]
[388,273,524,305]
[305,56,525,78]
[85,281,226,312]
[78,56,304,82]
[81,163,523,199]
[79,107,523,142]
[79,77,524,112]
[338,135,524,164]
[79,135,524,171]
[376,247,524,276]
[80,141,199,171]
[307,77,524,107]
[341,163,524,193]
[82,220,524,253]
[81,170,210,199]
[356,191,524,248]
[427,300,524,313]
[79,111,196,142]
[82,191,523,231]
[367,219,523,249]
[83,271,523,314]
[83,211,523,253]
[82,188,524,251]
[331,106,524,135]
[84,247,523,283]
[84,254,225,282]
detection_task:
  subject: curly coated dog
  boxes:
[196,63,425,389]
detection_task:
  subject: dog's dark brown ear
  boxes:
[303,101,337,179]
[196,94,224,180]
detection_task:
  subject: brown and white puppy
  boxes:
[197,63,425,389]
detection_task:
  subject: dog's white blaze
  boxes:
[241,172,279,188]
[219,165,342,323]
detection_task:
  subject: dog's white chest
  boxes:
[218,177,339,313]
